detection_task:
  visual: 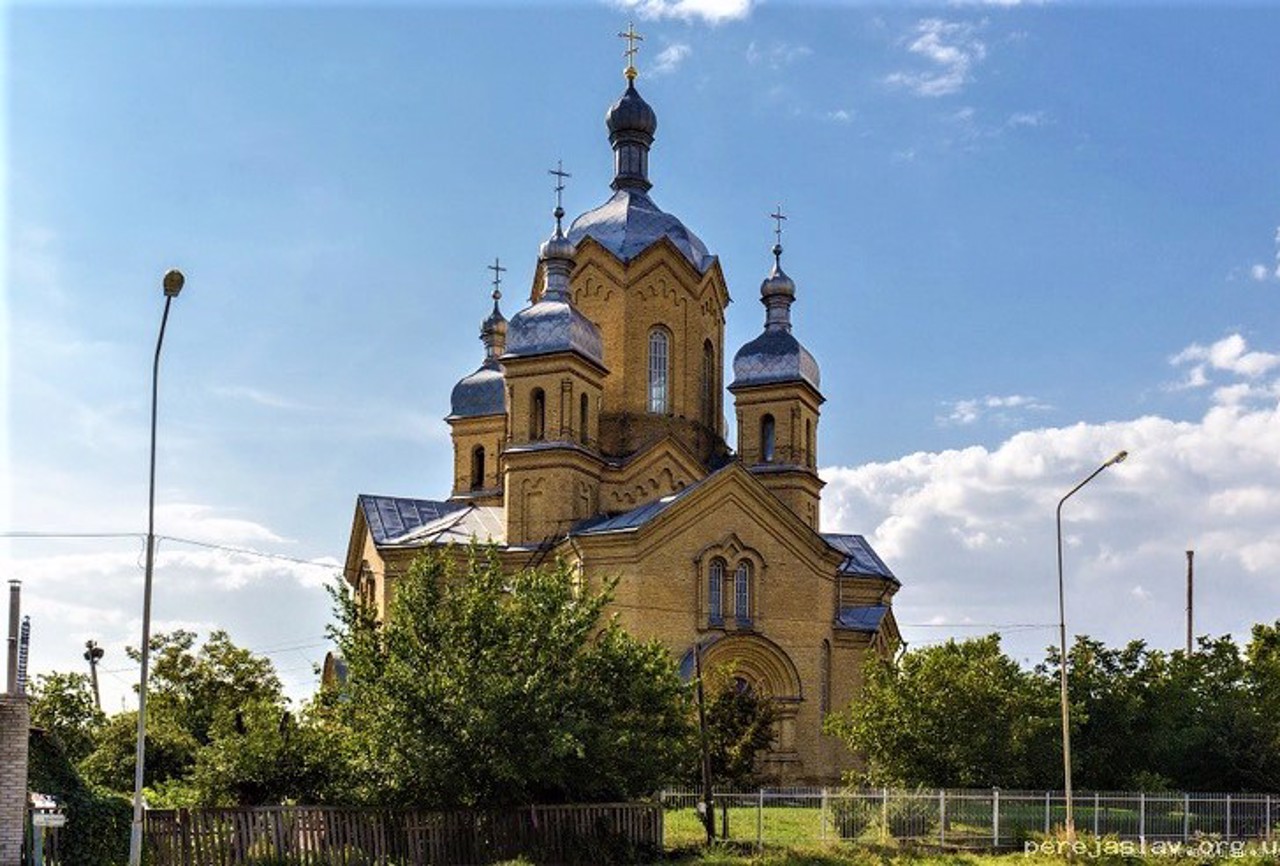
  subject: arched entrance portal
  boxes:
[681,633,803,769]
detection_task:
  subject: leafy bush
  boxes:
[27,728,131,866]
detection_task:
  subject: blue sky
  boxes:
[5,0,1280,708]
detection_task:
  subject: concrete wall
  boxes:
[0,695,30,866]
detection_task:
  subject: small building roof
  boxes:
[837,604,890,633]
[822,533,898,583]
[386,505,506,547]
[358,495,466,546]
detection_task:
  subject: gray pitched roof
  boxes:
[822,533,898,583]
[570,471,715,536]
[358,495,466,546]
[567,189,714,273]
[387,505,506,547]
[837,604,890,633]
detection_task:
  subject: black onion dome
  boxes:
[606,82,657,139]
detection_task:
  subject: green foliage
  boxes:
[128,628,283,746]
[28,728,130,866]
[29,670,105,763]
[78,709,198,792]
[827,636,1057,788]
[830,623,1280,792]
[331,545,693,807]
[701,667,777,788]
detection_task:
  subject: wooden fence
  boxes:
[144,803,664,865]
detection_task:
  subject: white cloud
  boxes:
[652,43,692,75]
[614,0,752,24]
[1170,333,1280,387]
[940,393,1052,426]
[825,108,855,124]
[822,334,1280,663]
[212,385,311,411]
[886,19,987,98]
[1007,110,1050,128]
[746,40,813,69]
[1250,264,1270,282]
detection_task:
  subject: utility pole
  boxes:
[694,641,715,844]
[1185,550,1194,656]
[84,640,104,711]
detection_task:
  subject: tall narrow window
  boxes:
[761,414,776,463]
[805,419,813,467]
[820,639,831,716]
[530,388,546,440]
[580,393,589,445]
[648,328,669,414]
[734,561,751,625]
[701,340,716,429]
[470,445,485,490]
[708,559,725,625]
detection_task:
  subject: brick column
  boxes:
[0,695,30,866]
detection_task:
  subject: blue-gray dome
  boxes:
[503,301,605,367]
[448,361,506,419]
[730,330,821,391]
[567,189,713,272]
[606,82,657,139]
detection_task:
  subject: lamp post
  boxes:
[1055,449,1128,843]
[128,268,184,866]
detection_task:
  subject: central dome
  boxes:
[567,189,713,272]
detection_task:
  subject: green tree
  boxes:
[29,671,105,763]
[827,635,1056,787]
[129,629,283,746]
[78,710,198,792]
[331,546,692,807]
[700,667,776,788]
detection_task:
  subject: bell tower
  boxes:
[728,211,824,529]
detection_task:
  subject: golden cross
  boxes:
[618,22,644,79]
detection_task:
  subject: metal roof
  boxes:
[837,604,889,633]
[730,329,821,392]
[358,495,466,546]
[567,189,714,273]
[387,505,506,547]
[570,472,714,536]
[822,533,898,582]
[448,361,506,419]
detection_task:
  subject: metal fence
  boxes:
[660,787,1280,851]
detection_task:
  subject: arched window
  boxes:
[701,340,716,429]
[734,561,751,625]
[760,414,776,463]
[530,388,546,440]
[648,328,669,414]
[820,639,831,716]
[708,558,725,626]
[470,445,485,490]
[580,393,589,445]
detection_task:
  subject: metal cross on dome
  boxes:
[548,160,571,211]
[770,205,788,246]
[487,257,506,301]
[618,22,644,78]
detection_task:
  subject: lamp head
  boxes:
[1109,450,1129,466]
[163,269,185,298]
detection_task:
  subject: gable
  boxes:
[599,435,708,512]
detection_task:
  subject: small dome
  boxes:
[606,82,657,139]
[567,189,713,272]
[449,361,506,419]
[730,330,821,391]
[504,301,605,367]
[539,209,576,262]
[482,304,507,338]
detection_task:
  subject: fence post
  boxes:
[1139,792,1146,846]
[1044,791,1050,835]
[1183,794,1190,843]
[939,789,946,846]
[756,789,763,852]
[1094,792,1100,838]
[820,788,827,842]
[1266,794,1272,841]
[993,789,1000,850]
[881,788,889,844]
[1226,794,1232,841]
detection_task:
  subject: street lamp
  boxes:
[1055,448,1128,843]
[128,268,184,866]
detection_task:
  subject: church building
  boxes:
[341,42,901,784]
